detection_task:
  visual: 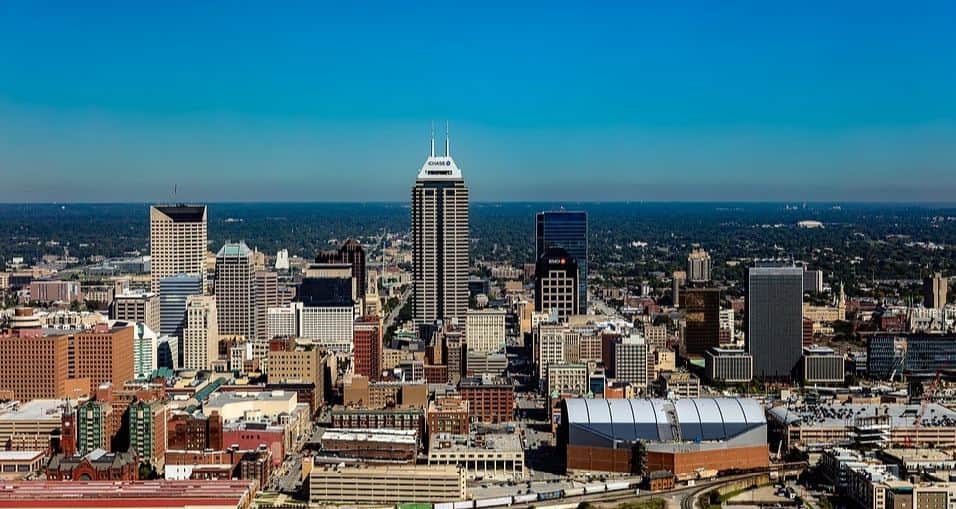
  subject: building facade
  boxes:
[149,204,208,293]
[534,248,579,322]
[746,266,804,378]
[215,242,256,339]
[182,296,219,371]
[536,210,588,315]
[411,132,469,324]
[465,309,507,353]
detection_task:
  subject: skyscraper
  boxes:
[215,242,256,339]
[687,247,712,283]
[317,239,367,301]
[149,204,208,293]
[536,210,587,315]
[183,295,219,371]
[534,247,579,322]
[159,273,202,339]
[411,127,469,324]
[254,271,278,341]
[681,288,720,356]
[924,272,948,309]
[746,266,804,378]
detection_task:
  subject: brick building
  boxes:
[458,376,514,424]
[353,316,383,381]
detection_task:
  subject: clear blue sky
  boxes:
[1,1,954,203]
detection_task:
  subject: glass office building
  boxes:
[536,210,588,315]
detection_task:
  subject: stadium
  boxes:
[558,398,769,476]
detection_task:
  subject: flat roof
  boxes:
[0,480,252,507]
[428,433,522,453]
[0,400,67,421]
[768,402,956,427]
[0,451,44,461]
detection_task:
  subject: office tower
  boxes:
[672,271,686,308]
[613,334,648,388]
[149,204,208,293]
[924,272,948,309]
[687,248,712,283]
[296,263,356,353]
[534,247,579,322]
[132,322,159,379]
[681,288,721,356]
[536,210,588,315]
[267,306,297,340]
[159,274,202,338]
[353,316,383,381]
[317,239,367,301]
[182,296,219,371]
[411,128,469,324]
[157,335,179,371]
[803,269,824,294]
[73,323,135,390]
[465,309,507,353]
[254,271,279,341]
[215,242,256,339]
[275,249,290,271]
[111,291,160,332]
[128,399,166,469]
[746,266,804,379]
[0,329,70,401]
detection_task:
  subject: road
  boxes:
[383,287,411,329]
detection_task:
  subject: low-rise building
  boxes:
[458,376,514,424]
[308,463,465,505]
[319,428,417,463]
[427,433,525,481]
[0,451,45,480]
[659,372,701,399]
[547,363,588,398]
[802,346,845,385]
[427,398,470,437]
[705,347,753,383]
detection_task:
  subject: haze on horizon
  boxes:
[1,2,954,204]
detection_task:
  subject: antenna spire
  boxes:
[430,122,435,157]
[444,121,450,157]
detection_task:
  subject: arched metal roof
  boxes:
[564,398,765,444]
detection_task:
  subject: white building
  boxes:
[182,295,219,371]
[131,322,159,379]
[298,303,354,353]
[275,249,290,271]
[267,305,297,339]
[466,309,507,353]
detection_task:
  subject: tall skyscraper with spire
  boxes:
[411,124,469,325]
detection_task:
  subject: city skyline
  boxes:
[2,2,955,203]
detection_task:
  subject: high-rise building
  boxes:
[672,271,686,308]
[215,242,256,339]
[534,247,579,322]
[76,400,113,455]
[803,269,824,294]
[295,264,356,353]
[111,291,160,333]
[681,288,720,356]
[132,322,159,380]
[924,272,948,309]
[149,204,208,293]
[614,335,648,388]
[465,309,507,353]
[0,327,70,401]
[411,129,469,324]
[275,249,290,271]
[73,323,135,390]
[254,271,278,341]
[182,296,219,371]
[535,210,588,315]
[353,316,383,381]
[159,273,202,338]
[317,240,367,301]
[129,399,166,469]
[746,266,804,379]
[687,248,712,283]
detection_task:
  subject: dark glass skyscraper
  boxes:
[536,211,588,315]
[159,273,203,338]
[745,266,804,378]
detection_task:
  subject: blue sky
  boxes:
[1,1,954,202]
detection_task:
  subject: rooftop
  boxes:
[0,399,68,421]
[0,480,253,507]
[152,204,207,223]
[428,432,522,453]
[768,402,956,428]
